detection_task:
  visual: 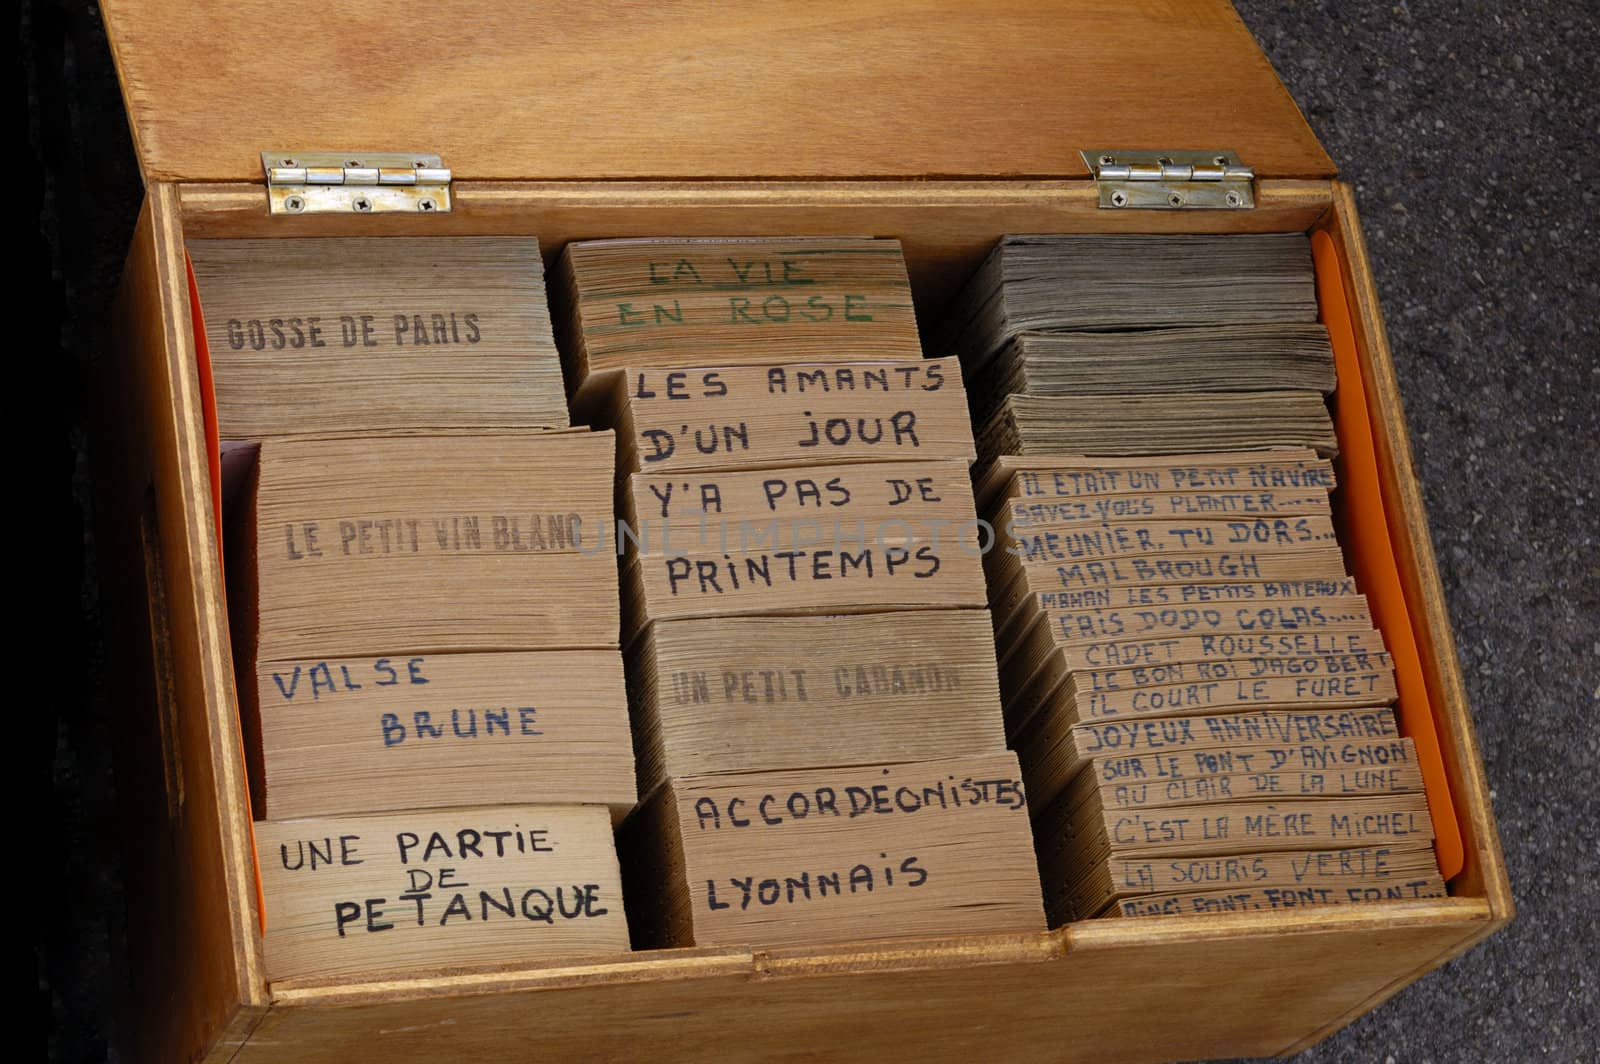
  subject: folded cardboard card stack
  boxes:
[561,236,1045,947]
[944,234,1442,923]
[972,324,1338,421]
[943,234,1339,463]
[978,391,1340,459]
[942,233,1322,373]
[189,237,569,436]
[557,237,923,401]
[983,455,1443,922]
[196,238,636,981]
[625,755,1042,949]
[628,612,1007,793]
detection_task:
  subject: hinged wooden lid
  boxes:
[101,0,1333,184]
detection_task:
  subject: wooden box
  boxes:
[94,2,1510,1060]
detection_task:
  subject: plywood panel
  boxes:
[1314,185,1513,916]
[101,186,268,1064]
[101,1,1333,183]
[233,904,1490,1062]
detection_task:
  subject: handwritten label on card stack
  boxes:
[633,753,1044,948]
[561,238,923,394]
[1112,876,1446,917]
[1059,843,1445,925]
[623,459,988,624]
[255,650,636,819]
[605,361,975,474]
[973,450,1336,512]
[630,612,1007,789]
[258,806,629,981]
[1068,793,1435,859]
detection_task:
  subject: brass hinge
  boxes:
[261,151,453,215]
[1082,150,1254,210]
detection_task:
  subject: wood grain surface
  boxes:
[101,1,1333,183]
[100,175,1509,1062]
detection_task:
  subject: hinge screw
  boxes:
[418,197,438,212]
[1167,192,1185,207]
[1109,190,1128,207]
[1225,190,1243,207]
[283,195,306,213]
[1099,154,1115,166]
[353,196,374,213]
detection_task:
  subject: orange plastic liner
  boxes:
[186,254,267,933]
[1312,231,1464,880]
